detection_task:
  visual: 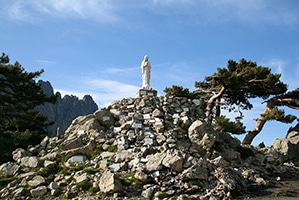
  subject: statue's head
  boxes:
[144,55,148,61]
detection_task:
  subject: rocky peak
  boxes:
[1,95,299,199]
[36,80,98,136]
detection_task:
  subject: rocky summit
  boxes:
[1,95,299,199]
[36,80,98,136]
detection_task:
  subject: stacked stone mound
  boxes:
[0,96,298,199]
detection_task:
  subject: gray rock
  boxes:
[61,140,96,158]
[20,156,43,168]
[48,181,60,190]
[146,152,166,172]
[30,185,47,198]
[60,137,83,151]
[14,187,25,197]
[40,136,49,148]
[142,186,155,199]
[273,131,299,161]
[94,108,115,128]
[28,175,46,187]
[36,80,98,136]
[99,170,122,193]
[74,172,88,183]
[188,120,217,154]
[0,162,20,176]
[162,150,184,172]
[180,159,208,180]
[12,148,30,162]
[65,155,88,167]
[44,160,56,169]
[152,108,164,118]
[41,151,60,161]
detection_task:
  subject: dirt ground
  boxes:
[244,168,299,200]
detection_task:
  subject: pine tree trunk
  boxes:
[242,100,275,145]
[205,87,225,122]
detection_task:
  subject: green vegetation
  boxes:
[107,144,117,152]
[89,186,100,194]
[78,115,94,125]
[236,146,255,159]
[0,175,15,189]
[89,144,102,160]
[60,154,72,164]
[0,53,56,163]
[194,58,287,138]
[189,179,203,187]
[120,172,145,190]
[75,179,92,191]
[164,85,195,99]
[156,192,168,200]
[215,116,246,134]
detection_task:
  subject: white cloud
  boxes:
[87,79,140,107]
[1,0,119,23]
[104,67,138,74]
[149,0,298,27]
[54,79,139,108]
[36,60,57,66]
[262,58,287,74]
[1,0,298,27]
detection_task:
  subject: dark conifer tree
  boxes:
[195,58,287,135]
[0,53,56,163]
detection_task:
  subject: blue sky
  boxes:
[1,0,299,145]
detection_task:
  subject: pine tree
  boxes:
[0,53,56,163]
[195,58,287,134]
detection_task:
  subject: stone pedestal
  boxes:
[136,89,157,97]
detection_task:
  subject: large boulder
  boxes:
[99,170,122,193]
[20,156,43,168]
[188,120,217,154]
[0,162,20,176]
[12,148,30,162]
[273,130,299,161]
[94,108,116,128]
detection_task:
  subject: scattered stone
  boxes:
[0,162,20,176]
[20,156,43,168]
[12,148,30,162]
[14,187,25,198]
[99,170,122,193]
[1,95,299,200]
[30,186,47,198]
[28,175,46,187]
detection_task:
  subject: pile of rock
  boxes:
[0,95,298,199]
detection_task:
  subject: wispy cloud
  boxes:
[87,79,140,107]
[1,0,119,23]
[149,0,298,27]
[36,59,57,66]
[2,0,298,27]
[54,78,140,108]
[104,67,138,74]
[261,58,299,91]
[262,58,287,74]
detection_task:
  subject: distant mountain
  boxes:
[36,80,98,136]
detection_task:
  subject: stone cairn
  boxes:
[0,95,299,199]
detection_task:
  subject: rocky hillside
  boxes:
[36,80,98,136]
[1,95,299,199]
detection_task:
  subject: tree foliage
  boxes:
[0,53,56,163]
[164,85,195,99]
[214,116,246,134]
[195,58,287,134]
[242,88,299,144]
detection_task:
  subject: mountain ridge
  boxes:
[36,80,98,136]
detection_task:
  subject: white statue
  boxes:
[141,55,151,90]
